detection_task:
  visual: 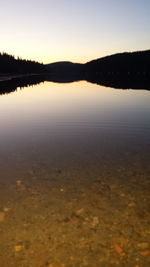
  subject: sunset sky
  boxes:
[1,0,150,63]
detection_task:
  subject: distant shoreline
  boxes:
[0,73,47,82]
[0,49,150,92]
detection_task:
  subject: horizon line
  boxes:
[1,48,150,65]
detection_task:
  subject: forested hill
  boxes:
[1,49,150,76]
[85,50,150,74]
[45,50,150,76]
[45,61,84,74]
[0,53,46,74]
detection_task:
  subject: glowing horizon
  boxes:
[1,0,150,64]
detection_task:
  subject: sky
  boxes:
[0,0,150,63]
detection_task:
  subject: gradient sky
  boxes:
[1,0,150,63]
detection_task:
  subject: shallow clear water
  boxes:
[0,81,150,266]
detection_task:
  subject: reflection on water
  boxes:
[0,81,150,266]
[0,75,45,95]
[0,73,150,96]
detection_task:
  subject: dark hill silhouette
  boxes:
[45,50,150,76]
[45,61,84,74]
[0,52,46,74]
[1,50,150,76]
[85,50,150,74]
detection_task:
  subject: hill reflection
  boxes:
[0,75,45,95]
[0,73,150,95]
[86,73,150,90]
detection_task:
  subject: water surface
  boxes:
[0,81,150,266]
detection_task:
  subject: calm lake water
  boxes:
[0,81,150,266]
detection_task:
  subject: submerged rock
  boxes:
[91,216,99,227]
[0,211,5,222]
[14,245,23,252]
[74,208,85,217]
[137,242,149,250]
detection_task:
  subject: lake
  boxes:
[0,80,150,266]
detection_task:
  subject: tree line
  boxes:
[0,53,46,74]
[85,50,150,74]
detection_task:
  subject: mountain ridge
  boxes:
[45,49,150,74]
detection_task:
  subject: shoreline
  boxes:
[0,73,46,82]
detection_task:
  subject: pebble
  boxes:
[120,193,125,197]
[137,242,149,249]
[60,188,64,192]
[16,180,22,186]
[128,202,136,207]
[0,212,5,222]
[114,244,125,256]
[14,245,23,252]
[3,207,10,212]
[27,249,35,255]
[139,250,150,256]
[91,216,99,227]
[75,208,84,217]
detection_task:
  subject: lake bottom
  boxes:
[0,149,149,267]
